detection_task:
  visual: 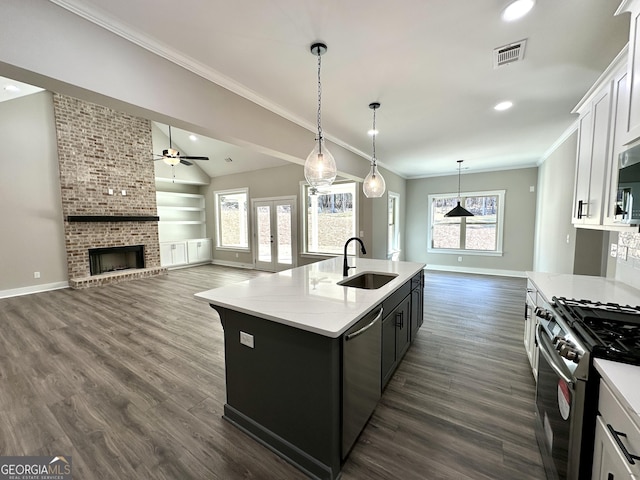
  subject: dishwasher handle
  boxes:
[535,323,575,385]
[345,307,383,341]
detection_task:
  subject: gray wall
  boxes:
[203,164,405,267]
[405,167,538,274]
[370,165,407,261]
[0,92,67,292]
[533,131,578,274]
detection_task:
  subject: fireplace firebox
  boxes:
[89,245,145,276]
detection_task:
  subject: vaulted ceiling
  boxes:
[41,1,634,177]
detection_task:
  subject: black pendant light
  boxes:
[445,160,474,217]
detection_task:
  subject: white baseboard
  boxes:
[0,281,69,299]
[211,259,255,269]
[425,264,526,278]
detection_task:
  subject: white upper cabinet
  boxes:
[616,0,640,145]
[604,68,630,225]
[571,46,633,230]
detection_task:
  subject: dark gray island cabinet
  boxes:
[195,258,425,480]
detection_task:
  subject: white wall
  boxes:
[0,92,67,294]
[405,167,538,275]
[0,0,373,185]
[533,131,578,274]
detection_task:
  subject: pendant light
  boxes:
[444,160,474,217]
[363,102,386,198]
[304,43,337,193]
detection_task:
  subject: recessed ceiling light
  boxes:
[367,129,378,136]
[501,0,535,22]
[4,84,20,92]
[494,101,513,111]
[189,134,197,141]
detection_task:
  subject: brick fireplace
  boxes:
[53,94,166,288]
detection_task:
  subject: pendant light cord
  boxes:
[372,107,377,166]
[316,50,323,153]
[457,162,461,199]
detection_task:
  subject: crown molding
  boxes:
[46,1,409,176]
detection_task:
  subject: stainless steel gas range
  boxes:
[534,297,640,480]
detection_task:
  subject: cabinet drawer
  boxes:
[598,380,640,476]
[382,280,411,313]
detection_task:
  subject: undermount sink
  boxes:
[338,272,398,290]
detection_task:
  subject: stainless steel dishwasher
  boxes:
[342,305,383,458]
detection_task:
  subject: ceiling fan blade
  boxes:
[179,155,209,161]
[180,159,193,166]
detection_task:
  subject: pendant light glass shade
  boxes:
[305,43,337,191]
[363,102,386,198]
[444,160,474,217]
[305,137,336,188]
[363,163,385,198]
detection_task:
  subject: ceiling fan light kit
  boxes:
[304,42,337,194]
[154,125,210,167]
[444,160,474,217]
[363,102,386,198]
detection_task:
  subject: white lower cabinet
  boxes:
[161,239,212,267]
[524,280,539,381]
[592,380,640,480]
[160,242,188,267]
[187,238,212,264]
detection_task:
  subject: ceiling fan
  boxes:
[153,125,209,166]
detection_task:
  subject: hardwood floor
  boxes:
[0,266,544,479]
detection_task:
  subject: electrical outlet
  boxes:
[108,188,114,195]
[457,256,462,262]
[240,331,254,348]
[33,271,40,279]
[121,190,127,196]
[610,244,618,258]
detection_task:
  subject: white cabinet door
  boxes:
[573,87,613,225]
[187,239,212,264]
[591,416,637,480]
[524,282,539,381]
[574,108,594,223]
[604,69,630,225]
[618,0,640,145]
[160,242,187,267]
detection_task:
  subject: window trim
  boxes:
[214,187,250,252]
[300,180,359,256]
[387,191,401,257]
[427,189,505,256]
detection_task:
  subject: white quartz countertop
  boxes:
[526,271,640,306]
[195,257,425,338]
[594,358,640,431]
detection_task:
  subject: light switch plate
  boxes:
[240,331,254,348]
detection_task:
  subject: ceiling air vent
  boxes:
[493,39,527,68]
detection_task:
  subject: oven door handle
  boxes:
[535,324,575,385]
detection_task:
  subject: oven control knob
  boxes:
[555,338,567,349]
[534,307,554,320]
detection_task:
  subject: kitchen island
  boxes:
[195,257,425,480]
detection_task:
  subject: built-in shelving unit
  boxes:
[156,191,212,267]
[156,192,206,241]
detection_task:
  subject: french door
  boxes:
[252,197,297,272]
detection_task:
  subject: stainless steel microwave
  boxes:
[615,145,640,224]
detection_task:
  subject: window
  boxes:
[303,182,357,255]
[427,190,505,255]
[214,188,249,250]
[388,192,400,258]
